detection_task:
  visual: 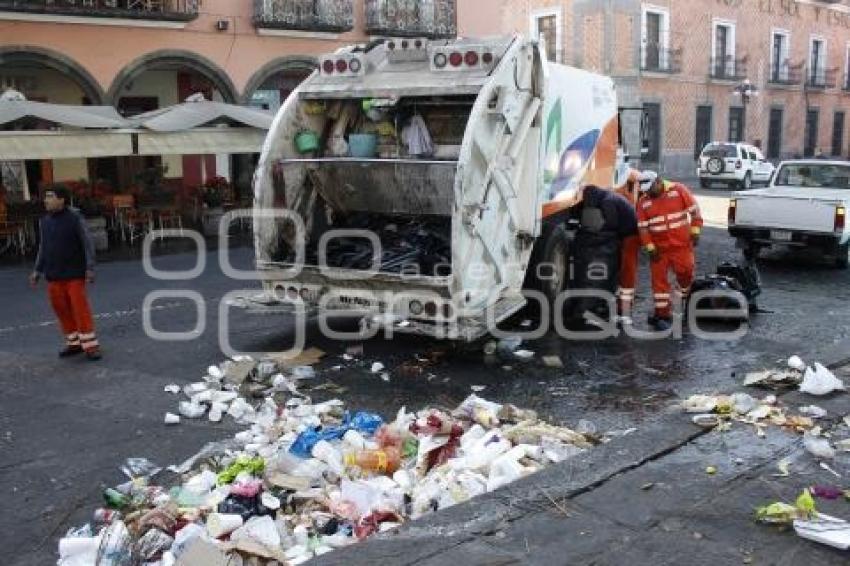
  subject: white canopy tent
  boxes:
[0,93,275,160]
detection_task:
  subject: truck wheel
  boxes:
[526,224,571,314]
[740,172,752,190]
[836,243,849,269]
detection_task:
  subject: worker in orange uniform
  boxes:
[614,167,641,325]
[29,185,101,360]
[635,171,703,331]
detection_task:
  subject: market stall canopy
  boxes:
[0,90,128,129]
[130,99,275,132]
[137,128,269,156]
[0,91,274,159]
[0,130,134,160]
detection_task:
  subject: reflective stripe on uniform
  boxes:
[66,333,80,346]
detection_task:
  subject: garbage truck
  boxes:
[250,35,625,340]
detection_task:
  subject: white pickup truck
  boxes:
[728,160,850,268]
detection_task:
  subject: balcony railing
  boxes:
[640,45,682,74]
[806,67,837,89]
[0,0,199,21]
[364,0,456,39]
[253,0,354,33]
[767,62,803,86]
[709,56,747,81]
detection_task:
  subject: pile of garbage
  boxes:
[58,357,599,566]
[756,489,850,550]
[744,355,846,395]
[294,214,452,276]
[682,390,821,435]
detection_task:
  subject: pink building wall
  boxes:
[0,0,500,102]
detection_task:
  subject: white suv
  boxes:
[697,142,775,190]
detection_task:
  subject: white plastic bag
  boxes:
[800,363,845,396]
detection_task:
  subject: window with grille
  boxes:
[536,15,558,62]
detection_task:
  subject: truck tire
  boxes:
[740,172,752,190]
[526,224,571,314]
[836,243,849,269]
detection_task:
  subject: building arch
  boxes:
[241,56,318,104]
[107,49,238,104]
[0,45,105,104]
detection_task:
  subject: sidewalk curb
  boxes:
[314,350,850,565]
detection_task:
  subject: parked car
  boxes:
[698,142,774,189]
[728,160,850,268]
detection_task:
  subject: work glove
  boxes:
[29,272,40,288]
[644,246,660,262]
[691,228,701,247]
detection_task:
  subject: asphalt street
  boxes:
[1,204,850,564]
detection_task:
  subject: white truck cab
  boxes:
[729,159,850,268]
[251,35,624,340]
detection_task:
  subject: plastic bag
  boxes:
[121,458,161,480]
[804,433,836,460]
[800,363,845,396]
[290,411,384,458]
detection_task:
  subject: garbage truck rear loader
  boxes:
[252,35,622,340]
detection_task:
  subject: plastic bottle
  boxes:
[103,488,130,509]
[343,447,401,474]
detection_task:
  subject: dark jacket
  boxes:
[579,186,639,239]
[34,207,95,281]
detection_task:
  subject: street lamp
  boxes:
[733,79,759,104]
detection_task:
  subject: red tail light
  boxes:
[322,60,335,74]
[335,59,348,73]
[736,160,742,169]
[465,51,479,66]
[835,206,846,233]
[728,199,737,225]
[449,52,463,67]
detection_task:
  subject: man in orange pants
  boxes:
[615,168,641,324]
[29,185,101,360]
[636,171,703,331]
